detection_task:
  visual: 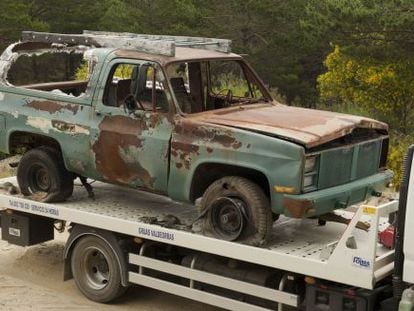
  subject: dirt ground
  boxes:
[0,231,221,310]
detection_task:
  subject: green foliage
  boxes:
[318,46,414,133]
[29,0,110,33]
[114,64,134,80]
[201,0,325,106]
[0,1,48,49]
[74,62,89,81]
[304,0,414,60]
[211,73,250,97]
[96,0,203,35]
[388,134,413,190]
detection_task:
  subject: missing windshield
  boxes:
[166,59,268,114]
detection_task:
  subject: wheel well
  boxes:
[190,163,271,202]
[9,131,61,154]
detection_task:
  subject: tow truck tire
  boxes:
[17,146,73,202]
[71,235,127,303]
[200,176,273,245]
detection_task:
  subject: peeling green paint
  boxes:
[0,39,393,219]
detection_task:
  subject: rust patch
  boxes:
[65,104,80,114]
[171,140,200,170]
[282,197,314,218]
[51,120,89,134]
[171,141,200,155]
[92,115,155,188]
[175,122,212,140]
[213,133,242,149]
[25,100,79,115]
[172,120,243,169]
[232,141,242,149]
[149,112,163,128]
[189,104,388,148]
[175,121,242,149]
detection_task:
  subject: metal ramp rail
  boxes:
[21,31,232,56]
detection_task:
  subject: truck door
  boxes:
[90,59,173,193]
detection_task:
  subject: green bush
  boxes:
[388,134,413,190]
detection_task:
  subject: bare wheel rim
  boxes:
[209,197,246,241]
[82,246,111,290]
[28,163,51,193]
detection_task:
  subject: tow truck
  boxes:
[0,31,409,310]
[0,145,413,310]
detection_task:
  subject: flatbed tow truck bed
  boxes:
[0,177,398,311]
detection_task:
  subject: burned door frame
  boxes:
[90,58,174,193]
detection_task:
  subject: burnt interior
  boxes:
[7,51,86,96]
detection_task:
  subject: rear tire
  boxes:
[200,176,273,245]
[71,236,127,303]
[17,147,73,202]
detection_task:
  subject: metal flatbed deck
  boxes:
[0,177,398,310]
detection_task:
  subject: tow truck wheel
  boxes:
[17,146,73,202]
[200,176,273,245]
[71,235,127,303]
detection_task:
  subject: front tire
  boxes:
[17,147,73,202]
[71,236,127,303]
[200,176,273,245]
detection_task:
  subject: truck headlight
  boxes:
[303,155,319,192]
[304,156,317,173]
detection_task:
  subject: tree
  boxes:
[197,0,329,106]
[28,0,111,33]
[304,0,414,61]
[0,1,48,49]
[96,0,203,35]
[319,46,414,134]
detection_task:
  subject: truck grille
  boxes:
[317,138,384,190]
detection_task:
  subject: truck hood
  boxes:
[189,104,388,148]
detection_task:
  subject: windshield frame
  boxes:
[164,57,274,115]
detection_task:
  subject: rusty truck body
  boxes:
[0,31,392,243]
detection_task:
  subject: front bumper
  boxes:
[281,170,393,218]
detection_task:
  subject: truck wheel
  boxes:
[17,147,73,202]
[71,236,127,303]
[200,176,273,245]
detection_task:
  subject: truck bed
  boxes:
[0,177,396,291]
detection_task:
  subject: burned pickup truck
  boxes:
[0,31,392,244]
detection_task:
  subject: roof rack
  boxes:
[21,31,232,57]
